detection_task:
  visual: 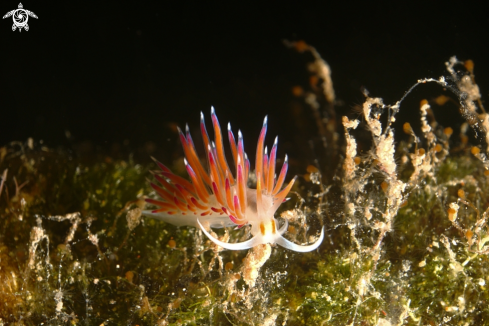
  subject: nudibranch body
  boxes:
[143,107,324,252]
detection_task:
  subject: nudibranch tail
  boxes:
[144,107,325,252]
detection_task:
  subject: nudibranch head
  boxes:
[143,107,324,252]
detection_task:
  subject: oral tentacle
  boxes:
[274,226,325,252]
[198,219,261,250]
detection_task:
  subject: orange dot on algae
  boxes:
[125,271,134,283]
[444,127,453,137]
[435,95,449,106]
[354,157,361,165]
[464,59,474,74]
[309,75,319,88]
[306,165,319,173]
[417,148,426,156]
[447,208,457,221]
[288,225,297,234]
[168,238,176,249]
[471,146,481,155]
[465,229,474,241]
[457,189,465,199]
[420,99,429,107]
[434,144,443,153]
[230,293,237,302]
[403,122,412,134]
[294,40,308,53]
[381,181,389,192]
[225,262,234,271]
[461,135,469,145]
[292,86,304,97]
[484,170,489,176]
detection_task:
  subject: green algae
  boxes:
[2,138,489,325]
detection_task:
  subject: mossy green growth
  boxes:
[1,138,489,326]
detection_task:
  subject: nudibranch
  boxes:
[143,107,324,252]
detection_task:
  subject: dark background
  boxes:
[1,1,488,165]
